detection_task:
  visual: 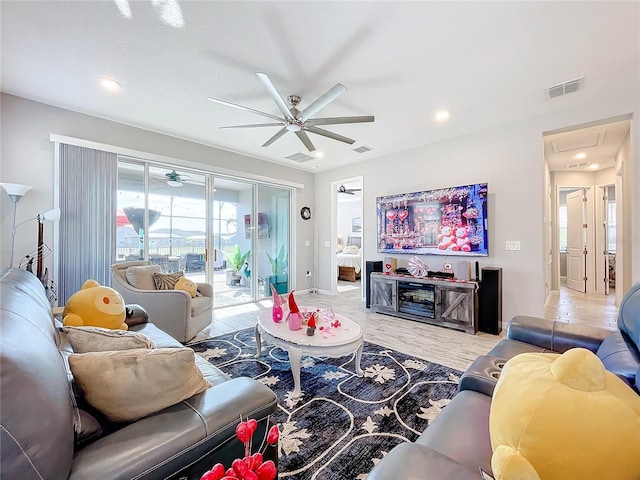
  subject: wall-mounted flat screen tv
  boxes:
[377,183,488,256]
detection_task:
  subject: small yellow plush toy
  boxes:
[63,279,128,330]
[174,277,197,298]
[489,348,640,480]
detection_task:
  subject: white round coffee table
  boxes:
[255,308,364,398]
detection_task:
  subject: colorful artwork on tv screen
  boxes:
[377,183,488,256]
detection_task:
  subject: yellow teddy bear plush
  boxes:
[63,279,128,330]
[489,348,640,480]
[174,277,197,298]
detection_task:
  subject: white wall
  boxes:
[314,99,639,323]
[2,88,638,325]
[0,94,315,290]
[337,199,362,244]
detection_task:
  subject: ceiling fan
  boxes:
[165,170,189,187]
[207,72,374,152]
[338,184,361,195]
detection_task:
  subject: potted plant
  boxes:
[266,245,288,294]
[223,245,250,286]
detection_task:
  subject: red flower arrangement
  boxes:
[201,417,279,480]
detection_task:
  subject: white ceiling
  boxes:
[1,1,637,173]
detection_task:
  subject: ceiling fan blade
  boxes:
[256,73,294,120]
[207,97,284,122]
[295,130,316,152]
[262,127,288,147]
[297,83,346,122]
[220,122,284,129]
[306,115,375,126]
[304,126,355,145]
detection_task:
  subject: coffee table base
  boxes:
[255,323,364,398]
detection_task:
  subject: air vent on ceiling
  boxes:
[547,77,584,99]
[567,161,589,169]
[285,152,315,163]
[353,145,372,153]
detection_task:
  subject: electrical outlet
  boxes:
[306,271,312,277]
[505,240,521,251]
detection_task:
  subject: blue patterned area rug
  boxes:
[188,328,462,480]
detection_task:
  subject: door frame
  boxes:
[330,176,364,297]
[595,183,616,295]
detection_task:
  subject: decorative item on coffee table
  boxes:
[270,284,285,322]
[287,290,303,331]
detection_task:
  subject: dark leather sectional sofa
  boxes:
[368,283,640,479]
[0,268,278,480]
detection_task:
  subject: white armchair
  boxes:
[111,260,213,342]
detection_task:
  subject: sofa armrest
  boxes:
[507,315,611,353]
[69,377,277,480]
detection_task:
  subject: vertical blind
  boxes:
[58,144,117,303]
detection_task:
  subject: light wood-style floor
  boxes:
[196,281,619,372]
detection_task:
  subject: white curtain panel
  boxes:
[58,144,117,303]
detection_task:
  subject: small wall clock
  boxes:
[300,206,311,220]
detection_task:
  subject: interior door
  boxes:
[566,189,586,292]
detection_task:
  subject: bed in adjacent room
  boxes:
[337,236,362,282]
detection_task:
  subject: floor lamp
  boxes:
[1,182,33,268]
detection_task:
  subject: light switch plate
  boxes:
[506,240,521,251]
[324,240,331,247]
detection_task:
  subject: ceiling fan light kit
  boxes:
[165,169,189,187]
[209,72,374,153]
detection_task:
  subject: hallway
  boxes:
[544,284,618,330]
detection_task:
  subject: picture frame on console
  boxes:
[377,182,488,257]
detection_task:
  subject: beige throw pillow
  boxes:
[125,265,161,290]
[153,271,184,290]
[68,348,212,422]
[64,326,156,353]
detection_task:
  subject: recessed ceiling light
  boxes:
[435,110,450,122]
[589,163,599,170]
[574,153,587,159]
[313,151,325,158]
[311,166,318,170]
[99,77,122,92]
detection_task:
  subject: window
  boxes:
[558,205,567,252]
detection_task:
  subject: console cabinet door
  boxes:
[436,286,473,327]
[370,277,397,312]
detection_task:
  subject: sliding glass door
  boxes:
[257,185,290,299]
[116,159,292,309]
[116,163,207,283]
[211,177,254,307]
